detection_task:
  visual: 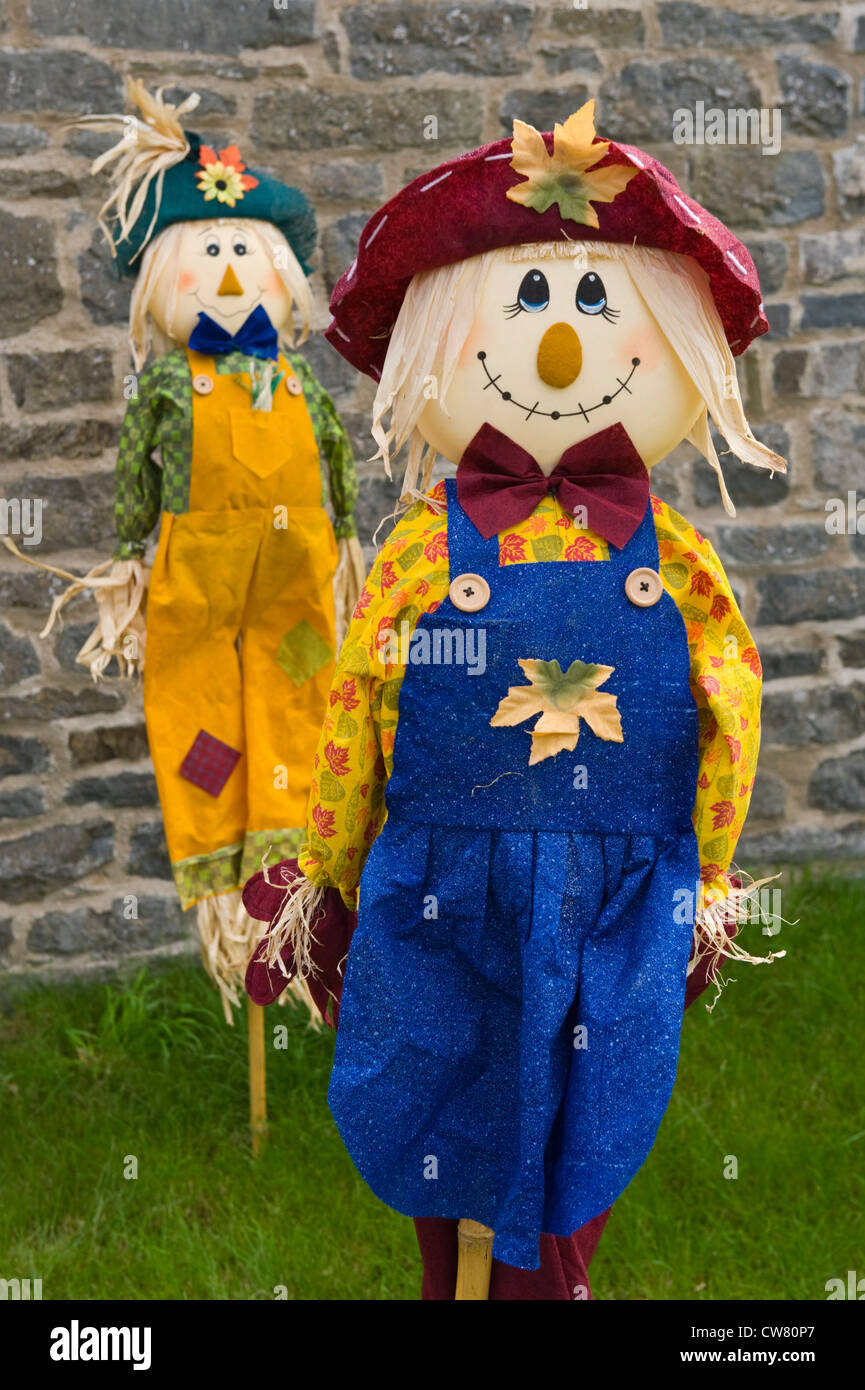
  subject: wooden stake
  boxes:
[455,1219,495,1300]
[247,997,268,1155]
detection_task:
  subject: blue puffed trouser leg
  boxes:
[328,482,701,1270]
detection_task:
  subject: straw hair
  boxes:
[129,218,312,370]
[371,239,786,512]
[71,77,200,264]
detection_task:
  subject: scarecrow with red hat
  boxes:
[245,102,785,1293]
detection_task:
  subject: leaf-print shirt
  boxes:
[296,481,761,913]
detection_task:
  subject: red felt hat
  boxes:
[326,102,767,380]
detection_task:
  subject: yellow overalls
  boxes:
[144,348,338,909]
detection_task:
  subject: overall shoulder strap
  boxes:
[444,477,499,576]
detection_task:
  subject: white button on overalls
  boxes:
[285,376,303,396]
[192,374,214,395]
[625,567,663,607]
[449,572,490,613]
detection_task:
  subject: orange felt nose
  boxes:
[536,322,583,388]
[217,264,244,296]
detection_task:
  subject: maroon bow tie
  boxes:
[456,421,650,550]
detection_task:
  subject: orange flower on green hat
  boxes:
[507,100,637,229]
[196,143,259,207]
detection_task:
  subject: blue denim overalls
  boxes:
[328,479,701,1269]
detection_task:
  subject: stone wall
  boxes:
[1,0,864,985]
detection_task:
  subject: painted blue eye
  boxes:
[518,269,549,312]
[576,272,607,315]
[205,241,220,257]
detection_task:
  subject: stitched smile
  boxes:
[192,290,264,321]
[477,352,640,422]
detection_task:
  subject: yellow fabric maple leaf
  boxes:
[490,657,624,765]
[506,100,637,229]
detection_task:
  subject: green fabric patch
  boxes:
[239,826,306,885]
[173,841,244,909]
[275,619,334,686]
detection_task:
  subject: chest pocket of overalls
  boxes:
[229,408,293,480]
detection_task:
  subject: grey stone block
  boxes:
[7,349,115,412]
[748,768,787,820]
[77,231,132,327]
[306,160,384,204]
[761,683,865,747]
[760,646,825,681]
[0,787,44,821]
[0,49,122,112]
[688,149,824,229]
[253,88,485,152]
[716,522,830,567]
[773,341,865,400]
[0,121,49,156]
[0,209,62,338]
[833,140,865,221]
[757,570,865,625]
[0,687,123,722]
[658,3,838,49]
[128,823,173,881]
[0,422,118,464]
[0,820,114,903]
[68,724,150,767]
[0,733,50,781]
[65,772,158,810]
[778,55,850,139]
[0,623,39,688]
[343,3,533,80]
[809,749,865,811]
[838,633,865,667]
[27,895,186,956]
[499,87,591,135]
[19,475,115,555]
[800,227,865,286]
[800,294,865,330]
[26,0,315,52]
[745,239,788,296]
[540,46,601,77]
[600,59,760,144]
[551,5,645,47]
[812,408,865,492]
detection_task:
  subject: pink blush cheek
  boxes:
[176,268,198,295]
[619,326,664,373]
[458,316,491,367]
[258,268,282,294]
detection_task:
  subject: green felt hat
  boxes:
[80,80,316,278]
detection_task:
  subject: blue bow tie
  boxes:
[188,305,279,361]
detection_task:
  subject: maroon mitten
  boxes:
[243,859,357,1027]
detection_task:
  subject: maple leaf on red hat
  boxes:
[507,100,637,229]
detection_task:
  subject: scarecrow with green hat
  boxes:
[26,79,364,1036]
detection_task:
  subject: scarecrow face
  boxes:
[419,249,702,473]
[150,220,293,345]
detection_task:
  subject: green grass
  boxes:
[1,872,861,1300]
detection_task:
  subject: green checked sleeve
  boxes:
[287,350,359,540]
[113,350,192,560]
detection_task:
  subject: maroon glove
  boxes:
[243,859,357,1028]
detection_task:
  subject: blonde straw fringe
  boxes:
[197,891,319,1027]
[690,868,788,1012]
[1,539,147,679]
[333,535,366,646]
[69,77,200,268]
